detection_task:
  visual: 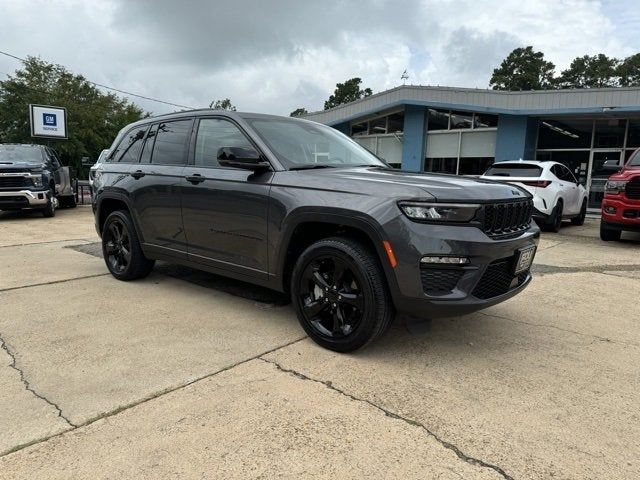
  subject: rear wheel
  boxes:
[102,210,155,280]
[291,237,394,352]
[571,199,587,226]
[545,200,563,232]
[600,221,621,241]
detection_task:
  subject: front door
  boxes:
[181,117,271,278]
[588,150,622,210]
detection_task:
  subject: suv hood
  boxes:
[280,167,531,202]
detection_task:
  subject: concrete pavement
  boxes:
[0,207,639,479]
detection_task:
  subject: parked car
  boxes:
[89,149,110,190]
[600,148,640,241]
[93,111,539,352]
[0,143,76,216]
[480,160,588,232]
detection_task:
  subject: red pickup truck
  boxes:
[600,148,640,241]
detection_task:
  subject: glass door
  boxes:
[587,150,622,210]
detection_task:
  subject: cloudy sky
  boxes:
[1,0,639,116]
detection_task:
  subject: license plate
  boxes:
[514,245,536,274]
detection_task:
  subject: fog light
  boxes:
[604,205,616,214]
[421,256,470,265]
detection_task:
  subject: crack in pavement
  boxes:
[0,238,94,249]
[0,336,308,458]
[479,311,640,348]
[0,273,110,293]
[531,263,640,277]
[259,357,515,480]
[0,333,77,428]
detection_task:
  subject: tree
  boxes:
[209,98,236,111]
[556,54,619,88]
[289,107,308,117]
[618,53,640,87]
[490,46,556,91]
[324,77,372,110]
[0,56,145,175]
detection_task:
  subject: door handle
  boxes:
[185,174,205,184]
[130,170,145,179]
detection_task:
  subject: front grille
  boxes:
[472,257,529,300]
[481,200,533,238]
[420,267,464,295]
[625,179,640,200]
[0,176,32,188]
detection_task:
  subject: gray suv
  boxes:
[93,111,539,351]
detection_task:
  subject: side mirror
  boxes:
[217,147,270,171]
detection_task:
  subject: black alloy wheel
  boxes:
[291,237,394,352]
[101,210,155,280]
[571,200,587,226]
[299,255,365,338]
[104,217,132,275]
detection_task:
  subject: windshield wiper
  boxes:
[289,164,337,171]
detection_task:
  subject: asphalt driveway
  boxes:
[0,207,639,479]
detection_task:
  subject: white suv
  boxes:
[481,160,588,232]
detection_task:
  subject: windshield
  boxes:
[628,149,640,166]
[0,145,44,164]
[245,118,387,169]
[484,164,542,177]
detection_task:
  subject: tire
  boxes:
[290,237,394,352]
[102,210,155,280]
[600,221,621,242]
[571,200,587,226]
[60,195,77,208]
[545,200,563,232]
[42,188,56,217]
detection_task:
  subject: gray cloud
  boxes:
[0,0,638,116]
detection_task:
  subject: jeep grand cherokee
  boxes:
[92,111,539,352]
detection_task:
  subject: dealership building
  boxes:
[304,85,640,210]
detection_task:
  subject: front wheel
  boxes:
[571,200,587,226]
[290,237,394,352]
[600,221,621,242]
[42,188,56,217]
[102,210,155,280]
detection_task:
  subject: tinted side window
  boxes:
[139,124,158,164]
[560,165,577,182]
[194,118,254,168]
[112,126,148,163]
[151,120,192,165]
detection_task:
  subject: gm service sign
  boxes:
[30,104,68,139]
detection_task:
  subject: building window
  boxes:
[425,158,457,174]
[387,113,404,133]
[368,116,387,134]
[474,114,498,128]
[449,111,473,129]
[351,122,368,136]
[537,119,592,149]
[593,119,626,148]
[628,120,640,148]
[427,109,450,130]
[425,129,496,175]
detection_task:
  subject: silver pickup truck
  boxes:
[0,143,76,217]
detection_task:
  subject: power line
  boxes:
[0,49,197,110]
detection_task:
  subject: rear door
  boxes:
[553,164,581,214]
[127,119,193,258]
[181,116,272,278]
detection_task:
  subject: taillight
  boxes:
[521,180,551,188]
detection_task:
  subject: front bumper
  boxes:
[0,190,49,209]
[384,216,540,319]
[601,195,640,230]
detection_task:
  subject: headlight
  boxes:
[31,175,43,188]
[605,180,627,194]
[399,202,480,223]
